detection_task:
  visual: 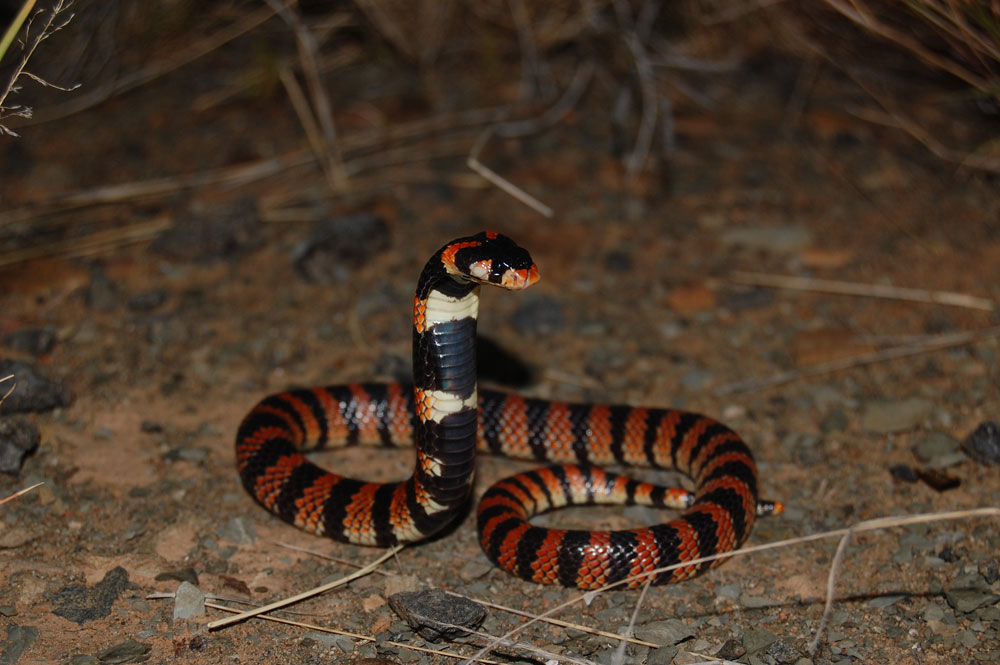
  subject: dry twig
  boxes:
[0,0,79,135]
[0,481,43,506]
[712,324,1000,395]
[265,0,348,191]
[206,545,402,629]
[730,271,996,311]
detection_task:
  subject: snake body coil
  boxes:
[236,232,779,589]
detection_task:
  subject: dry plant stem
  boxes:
[0,149,314,229]
[808,527,854,656]
[24,5,275,126]
[206,545,402,629]
[278,66,329,171]
[848,103,1000,174]
[613,0,661,177]
[467,61,594,217]
[266,0,347,191]
[468,128,553,217]
[730,271,996,311]
[460,508,1000,665]
[0,374,15,405]
[0,482,43,505]
[0,217,171,267]
[444,591,657,648]
[0,0,78,135]
[0,0,35,62]
[201,600,507,665]
[819,0,990,92]
[712,324,1000,396]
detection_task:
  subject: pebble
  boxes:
[0,359,73,413]
[912,431,961,467]
[50,566,129,625]
[742,626,778,653]
[0,416,40,474]
[860,397,934,433]
[945,589,1000,614]
[646,644,678,665]
[173,581,206,620]
[634,619,694,646]
[763,639,802,664]
[292,213,390,283]
[961,421,1000,466]
[0,326,56,356]
[387,589,485,641]
[720,225,812,252]
[215,517,256,545]
[94,638,151,664]
[152,197,262,262]
[0,624,39,663]
[508,295,567,334]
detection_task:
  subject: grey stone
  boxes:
[946,589,1000,614]
[387,589,485,641]
[634,619,694,646]
[0,624,39,665]
[743,626,778,653]
[172,581,205,620]
[860,398,934,433]
[50,567,129,625]
[215,517,256,545]
[912,431,962,466]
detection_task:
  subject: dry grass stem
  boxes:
[265,0,347,191]
[0,216,172,267]
[613,0,663,177]
[461,507,1000,665]
[466,60,595,218]
[808,526,855,656]
[444,591,657,648]
[713,324,1000,396]
[278,66,329,173]
[0,0,79,135]
[0,374,15,406]
[23,5,275,126]
[468,127,554,217]
[0,149,314,230]
[730,271,996,311]
[206,545,403,629]
[0,481,44,506]
[819,0,992,93]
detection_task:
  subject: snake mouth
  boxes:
[500,264,540,290]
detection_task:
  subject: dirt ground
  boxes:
[0,7,998,665]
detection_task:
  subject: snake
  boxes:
[236,231,781,589]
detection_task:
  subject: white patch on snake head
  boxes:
[469,259,492,281]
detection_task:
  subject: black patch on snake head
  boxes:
[457,233,536,285]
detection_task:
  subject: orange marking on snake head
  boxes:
[500,264,539,290]
[440,240,482,276]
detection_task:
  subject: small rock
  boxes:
[763,639,802,664]
[912,431,961,467]
[961,421,1000,466]
[720,225,812,252]
[292,213,389,283]
[508,296,566,334]
[173,581,205,620]
[0,624,39,664]
[715,638,746,660]
[945,589,1000,614]
[860,397,933,433]
[458,556,494,581]
[95,638,151,664]
[742,626,778,653]
[0,327,56,356]
[387,589,485,641]
[0,416,40,474]
[634,619,694,646]
[50,567,130,624]
[646,644,678,665]
[889,464,918,483]
[0,360,73,413]
[215,517,256,545]
[153,197,262,262]
[127,289,168,311]
[154,569,199,586]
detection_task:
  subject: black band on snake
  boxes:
[236,231,781,589]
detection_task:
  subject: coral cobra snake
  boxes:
[236,231,782,590]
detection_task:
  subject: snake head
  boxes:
[441,231,540,290]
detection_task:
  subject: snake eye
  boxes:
[469,259,492,281]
